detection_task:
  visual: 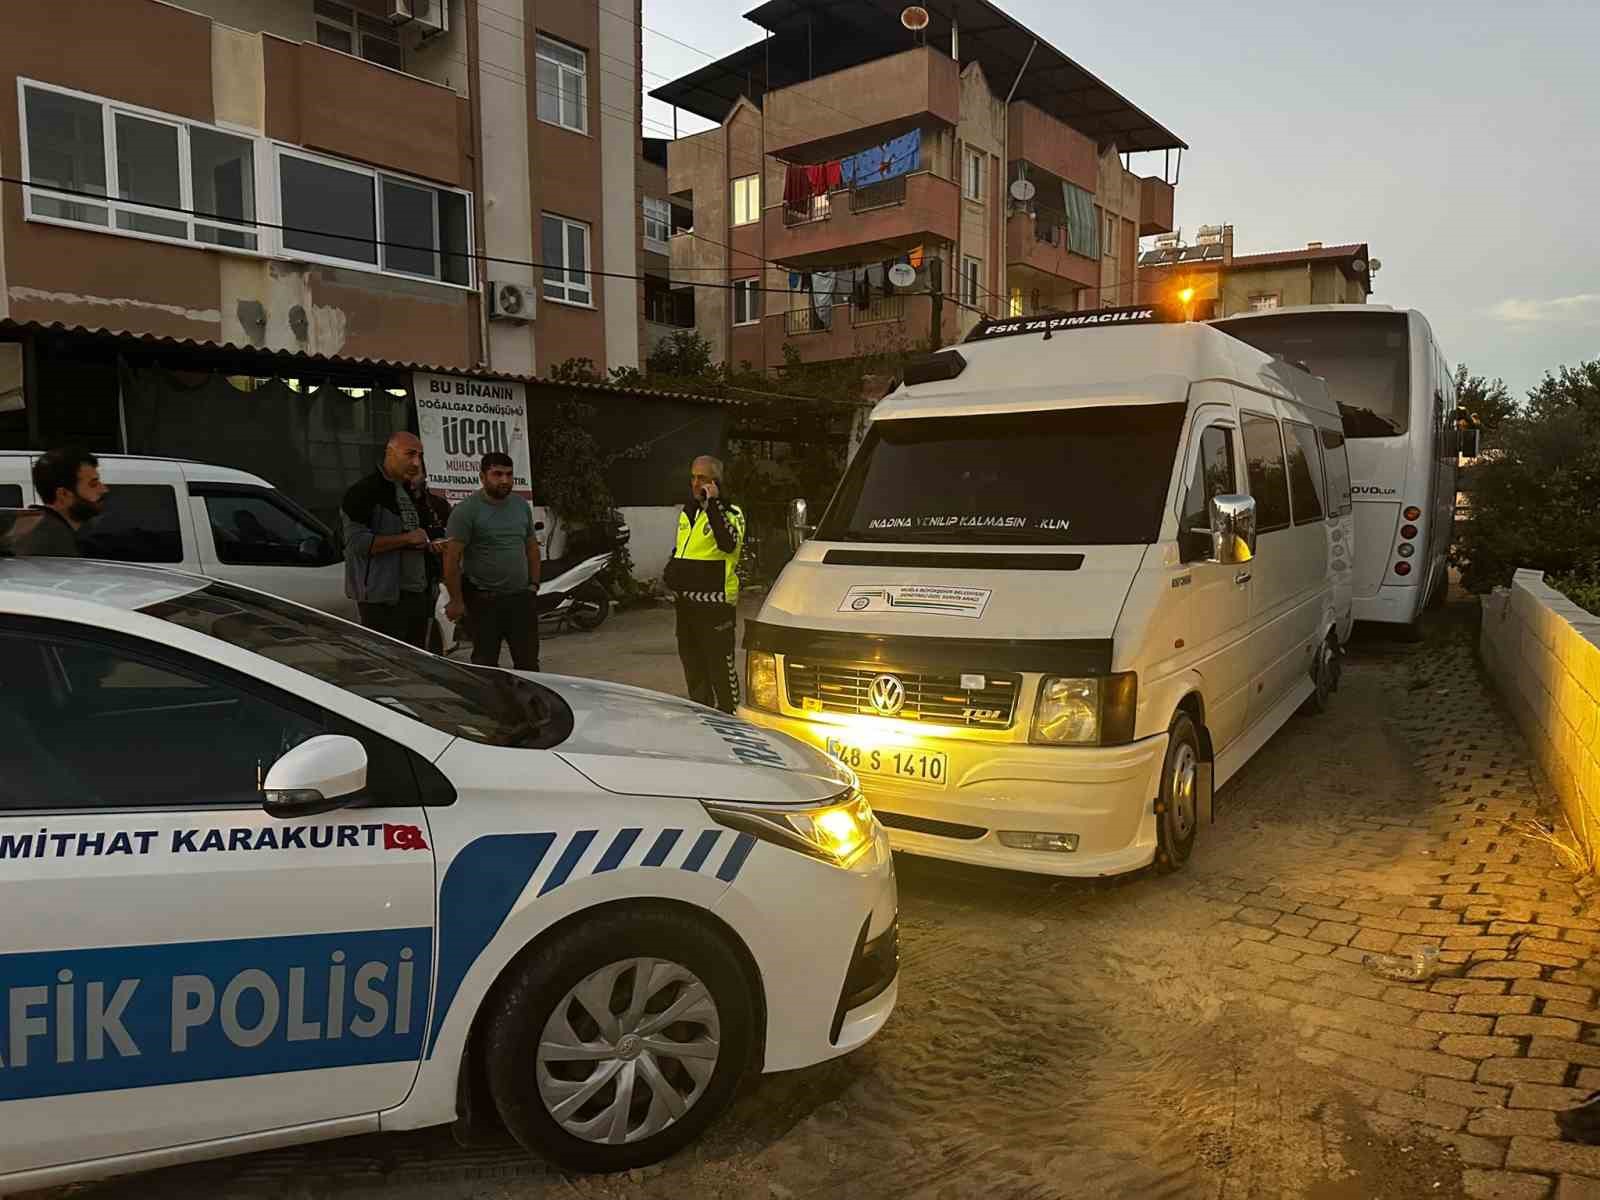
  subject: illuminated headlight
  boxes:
[1029,673,1138,746]
[704,790,878,868]
[746,651,779,712]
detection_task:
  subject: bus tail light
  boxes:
[1397,543,1415,558]
[1394,561,1412,576]
[1403,506,1422,521]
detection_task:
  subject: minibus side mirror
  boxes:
[787,498,815,551]
[1209,494,1257,566]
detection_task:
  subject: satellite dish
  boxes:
[1009,178,1036,203]
[888,263,917,287]
[1369,258,1383,273]
[1351,259,1368,274]
[900,5,930,30]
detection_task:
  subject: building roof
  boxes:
[1138,242,1372,289]
[0,319,743,407]
[1232,243,1368,268]
[650,0,1185,153]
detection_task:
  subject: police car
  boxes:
[0,558,898,1191]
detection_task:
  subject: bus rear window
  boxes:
[816,404,1186,545]
[1216,311,1411,439]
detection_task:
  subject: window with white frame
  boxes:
[536,37,588,134]
[643,196,671,251]
[541,214,592,305]
[21,81,260,251]
[278,149,471,285]
[314,0,403,72]
[1249,292,1282,312]
[733,278,761,325]
[1104,213,1117,259]
[731,174,760,226]
[964,149,984,202]
[961,256,982,309]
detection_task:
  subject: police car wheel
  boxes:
[484,909,755,1171]
[1154,713,1202,874]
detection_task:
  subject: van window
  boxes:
[0,485,21,507]
[817,404,1187,546]
[76,484,183,563]
[1180,425,1236,562]
[1284,421,1326,526]
[1321,428,1352,516]
[194,484,341,567]
[1241,414,1292,533]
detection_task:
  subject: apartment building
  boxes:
[1138,226,1376,319]
[639,135,694,358]
[0,0,644,484]
[650,0,1182,372]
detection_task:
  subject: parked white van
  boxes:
[739,306,1354,877]
[0,453,351,619]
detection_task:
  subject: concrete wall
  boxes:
[668,124,731,365]
[620,504,680,581]
[1482,570,1600,857]
[764,47,960,155]
[1218,261,1366,317]
[956,62,1004,327]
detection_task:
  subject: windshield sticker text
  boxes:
[838,585,992,619]
[865,515,1068,532]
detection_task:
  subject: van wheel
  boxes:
[483,909,755,1172]
[1154,713,1203,873]
[1301,636,1337,715]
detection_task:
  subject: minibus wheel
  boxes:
[1301,635,1337,715]
[1154,713,1202,872]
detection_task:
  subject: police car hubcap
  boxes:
[537,957,722,1143]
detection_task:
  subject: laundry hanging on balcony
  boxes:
[839,129,921,187]
[810,270,837,325]
[784,160,846,210]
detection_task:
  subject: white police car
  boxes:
[0,558,898,1192]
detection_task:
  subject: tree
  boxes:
[1526,360,1600,425]
[1453,364,1518,434]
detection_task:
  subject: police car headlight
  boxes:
[704,790,877,868]
[747,651,780,712]
[1029,673,1138,746]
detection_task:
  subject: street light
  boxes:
[1179,286,1196,322]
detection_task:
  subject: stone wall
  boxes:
[1481,568,1600,854]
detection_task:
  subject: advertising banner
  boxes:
[413,373,532,503]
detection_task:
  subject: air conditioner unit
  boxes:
[386,0,415,23]
[489,281,535,322]
[411,0,449,35]
[1153,232,1181,250]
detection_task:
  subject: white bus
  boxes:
[1213,305,1460,636]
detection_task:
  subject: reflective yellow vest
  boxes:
[668,500,745,605]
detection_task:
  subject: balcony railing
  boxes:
[851,175,908,213]
[852,293,906,326]
[1030,207,1070,247]
[782,194,833,226]
[785,307,832,335]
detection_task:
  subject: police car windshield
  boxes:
[817,404,1186,545]
[143,583,568,747]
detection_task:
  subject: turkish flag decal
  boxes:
[384,823,430,851]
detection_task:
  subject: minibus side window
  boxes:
[1284,421,1326,526]
[1179,425,1236,562]
[1241,413,1292,534]
[1320,428,1353,516]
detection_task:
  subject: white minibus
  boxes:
[738,307,1353,877]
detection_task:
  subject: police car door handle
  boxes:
[1234,570,1252,586]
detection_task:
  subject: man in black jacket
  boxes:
[341,432,433,647]
[12,447,107,557]
[663,454,745,712]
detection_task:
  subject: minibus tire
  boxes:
[1301,636,1337,715]
[1154,714,1202,873]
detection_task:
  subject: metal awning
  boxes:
[649,0,1185,153]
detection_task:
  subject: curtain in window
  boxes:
[1062,182,1100,260]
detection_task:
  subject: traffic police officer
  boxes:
[664,454,744,713]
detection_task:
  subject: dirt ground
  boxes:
[73,602,1597,1200]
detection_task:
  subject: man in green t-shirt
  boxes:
[443,452,542,670]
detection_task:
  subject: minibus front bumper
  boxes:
[739,707,1168,877]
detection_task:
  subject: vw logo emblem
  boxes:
[867,673,906,716]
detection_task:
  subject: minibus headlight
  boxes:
[747,651,780,712]
[1030,673,1138,746]
[704,790,878,867]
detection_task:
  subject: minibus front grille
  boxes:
[785,662,1020,728]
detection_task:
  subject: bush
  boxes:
[1549,561,1600,617]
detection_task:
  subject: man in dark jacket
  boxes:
[341,432,433,647]
[663,454,744,712]
[12,447,108,557]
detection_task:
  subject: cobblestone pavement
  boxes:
[74,605,1600,1200]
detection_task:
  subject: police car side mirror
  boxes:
[262,735,369,819]
[1208,494,1257,566]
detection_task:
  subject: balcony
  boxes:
[768,293,956,368]
[765,48,960,158]
[767,171,959,267]
[1007,103,1098,192]
[1006,210,1099,289]
[1139,176,1176,236]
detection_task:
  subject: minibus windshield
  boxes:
[816,403,1186,545]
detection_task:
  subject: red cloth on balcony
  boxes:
[823,160,843,191]
[784,164,813,208]
[804,164,828,196]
